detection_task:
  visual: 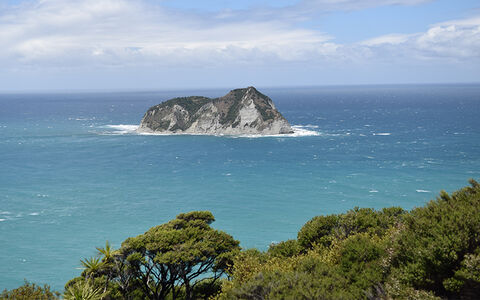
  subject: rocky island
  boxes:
[137,87,293,135]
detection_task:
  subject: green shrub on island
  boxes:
[4,180,479,299]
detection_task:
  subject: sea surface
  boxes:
[1,84,479,290]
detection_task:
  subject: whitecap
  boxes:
[102,124,139,135]
[29,212,40,216]
[279,125,320,137]
[416,189,431,193]
[369,190,379,193]
[230,125,320,138]
[0,219,6,222]
[373,133,391,136]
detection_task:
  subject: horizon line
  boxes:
[1,82,479,94]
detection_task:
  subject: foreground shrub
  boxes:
[0,281,60,299]
[393,179,480,297]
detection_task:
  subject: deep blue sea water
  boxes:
[1,84,479,290]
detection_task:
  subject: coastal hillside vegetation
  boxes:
[2,180,479,299]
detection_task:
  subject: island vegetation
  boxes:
[2,180,479,299]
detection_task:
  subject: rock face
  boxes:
[137,87,293,135]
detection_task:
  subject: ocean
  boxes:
[1,84,479,290]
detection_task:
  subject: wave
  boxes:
[373,132,392,136]
[237,125,320,138]
[416,189,431,193]
[298,124,319,129]
[101,124,139,135]
[290,125,320,136]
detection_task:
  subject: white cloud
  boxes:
[361,34,414,46]
[358,16,480,61]
[0,0,478,75]
[415,18,480,58]
[0,0,334,69]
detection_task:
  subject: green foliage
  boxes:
[334,233,385,297]
[96,240,113,263]
[69,211,239,300]
[0,281,60,299]
[382,277,441,300]
[221,262,353,300]
[297,214,340,249]
[64,279,106,300]
[80,257,103,278]
[393,179,480,296]
[222,98,242,125]
[268,239,301,258]
[297,206,405,251]
[190,278,223,299]
[161,96,210,116]
[119,211,239,299]
[218,248,358,299]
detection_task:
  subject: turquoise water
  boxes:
[1,85,479,290]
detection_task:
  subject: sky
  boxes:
[0,0,479,90]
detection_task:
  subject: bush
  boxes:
[1,281,60,299]
[268,239,301,258]
[393,180,480,296]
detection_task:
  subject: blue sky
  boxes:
[0,0,479,90]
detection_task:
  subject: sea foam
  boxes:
[102,124,139,135]
[101,124,320,138]
[237,125,320,138]
[416,189,431,193]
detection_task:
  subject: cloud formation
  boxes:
[360,16,480,61]
[0,0,479,82]
[0,0,332,69]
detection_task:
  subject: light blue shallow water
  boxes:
[1,85,479,290]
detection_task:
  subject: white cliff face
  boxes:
[237,99,259,125]
[137,87,293,135]
[186,103,220,133]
